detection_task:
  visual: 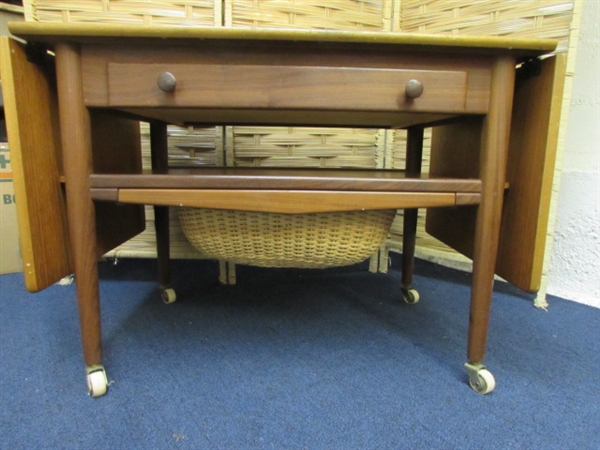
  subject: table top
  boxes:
[9,22,557,55]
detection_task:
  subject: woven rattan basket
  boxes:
[179,208,397,268]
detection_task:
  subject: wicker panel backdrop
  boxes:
[20,0,577,279]
[24,0,221,25]
[398,0,574,52]
[226,127,387,168]
[224,0,394,30]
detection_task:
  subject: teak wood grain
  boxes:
[1,39,147,291]
[114,108,461,129]
[426,118,482,259]
[149,121,172,289]
[402,127,425,291]
[426,56,567,293]
[497,54,567,291]
[0,37,71,292]
[88,111,145,256]
[467,56,515,362]
[79,44,492,127]
[111,189,473,214]
[55,42,102,366]
[89,168,482,192]
[107,64,469,114]
[8,22,558,54]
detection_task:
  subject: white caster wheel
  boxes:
[402,287,420,304]
[161,287,177,304]
[465,362,496,395]
[86,365,108,398]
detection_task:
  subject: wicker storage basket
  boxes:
[219,126,388,268]
[179,208,397,268]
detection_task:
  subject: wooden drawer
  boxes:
[106,63,469,114]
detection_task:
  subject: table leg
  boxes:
[466,56,516,394]
[150,121,176,304]
[55,43,108,397]
[401,127,424,304]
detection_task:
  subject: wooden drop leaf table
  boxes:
[1,23,564,397]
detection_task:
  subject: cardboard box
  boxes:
[1,5,24,273]
[0,139,22,273]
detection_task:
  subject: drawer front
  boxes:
[106,63,468,114]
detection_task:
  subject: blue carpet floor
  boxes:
[0,255,598,449]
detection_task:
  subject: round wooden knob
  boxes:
[405,79,424,99]
[157,72,177,92]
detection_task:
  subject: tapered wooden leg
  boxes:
[149,121,175,303]
[401,127,424,304]
[154,204,171,286]
[55,43,107,396]
[465,56,516,393]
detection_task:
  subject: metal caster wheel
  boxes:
[161,287,177,304]
[401,287,420,304]
[86,365,108,398]
[465,362,496,394]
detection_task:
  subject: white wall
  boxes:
[547,0,600,308]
